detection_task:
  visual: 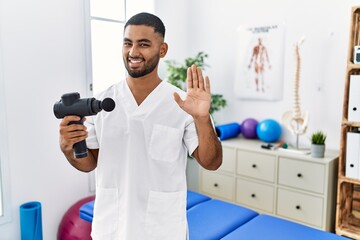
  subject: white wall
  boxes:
[154,0,190,78]
[156,0,360,150]
[0,0,91,238]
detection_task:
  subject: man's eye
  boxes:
[140,43,150,47]
[123,42,132,47]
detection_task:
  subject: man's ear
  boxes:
[160,42,168,58]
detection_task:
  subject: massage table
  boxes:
[79,190,349,240]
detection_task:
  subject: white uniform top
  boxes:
[85,79,199,240]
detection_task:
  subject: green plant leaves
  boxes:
[311,131,326,145]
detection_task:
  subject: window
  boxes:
[85,0,126,95]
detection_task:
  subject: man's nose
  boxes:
[129,46,139,57]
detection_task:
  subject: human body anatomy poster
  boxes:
[234,24,285,100]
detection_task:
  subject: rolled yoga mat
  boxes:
[215,122,241,140]
[20,201,43,240]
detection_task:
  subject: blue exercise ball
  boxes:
[256,119,282,143]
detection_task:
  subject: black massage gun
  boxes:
[53,92,115,158]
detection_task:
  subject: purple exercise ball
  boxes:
[241,118,258,139]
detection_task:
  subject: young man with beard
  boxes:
[58,12,222,239]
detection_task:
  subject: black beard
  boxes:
[124,55,160,78]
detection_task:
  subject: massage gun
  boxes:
[53,92,115,158]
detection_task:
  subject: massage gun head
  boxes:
[53,92,115,119]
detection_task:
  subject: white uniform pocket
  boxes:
[149,124,182,162]
[145,191,187,240]
[91,187,120,239]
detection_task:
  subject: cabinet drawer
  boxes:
[236,178,274,213]
[277,188,323,228]
[237,151,275,182]
[219,147,236,173]
[201,170,234,201]
[278,158,325,194]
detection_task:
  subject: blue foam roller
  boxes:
[20,201,43,240]
[215,123,241,140]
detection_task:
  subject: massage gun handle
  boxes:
[69,119,88,158]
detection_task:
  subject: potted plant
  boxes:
[165,52,227,115]
[310,131,326,158]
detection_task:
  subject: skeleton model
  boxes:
[282,37,309,149]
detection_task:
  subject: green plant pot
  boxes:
[311,144,325,158]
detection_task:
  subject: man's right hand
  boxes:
[59,115,88,155]
[58,116,98,172]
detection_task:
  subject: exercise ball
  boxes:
[256,119,282,143]
[57,195,95,240]
[241,118,258,139]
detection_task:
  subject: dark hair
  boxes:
[124,12,165,39]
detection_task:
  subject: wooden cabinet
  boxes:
[335,6,360,239]
[199,138,338,231]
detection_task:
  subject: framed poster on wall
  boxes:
[234,23,285,101]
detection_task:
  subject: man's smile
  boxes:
[128,57,144,68]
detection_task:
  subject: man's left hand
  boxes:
[173,64,211,119]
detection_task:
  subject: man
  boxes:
[59,12,222,239]
[248,37,271,92]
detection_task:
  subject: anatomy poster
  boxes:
[234,24,285,100]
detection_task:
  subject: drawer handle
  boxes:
[252,164,257,168]
[251,194,256,198]
[214,183,219,187]
[296,205,301,210]
[297,173,303,178]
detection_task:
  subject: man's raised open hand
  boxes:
[173,64,211,119]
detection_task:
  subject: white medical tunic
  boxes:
[85,79,199,240]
